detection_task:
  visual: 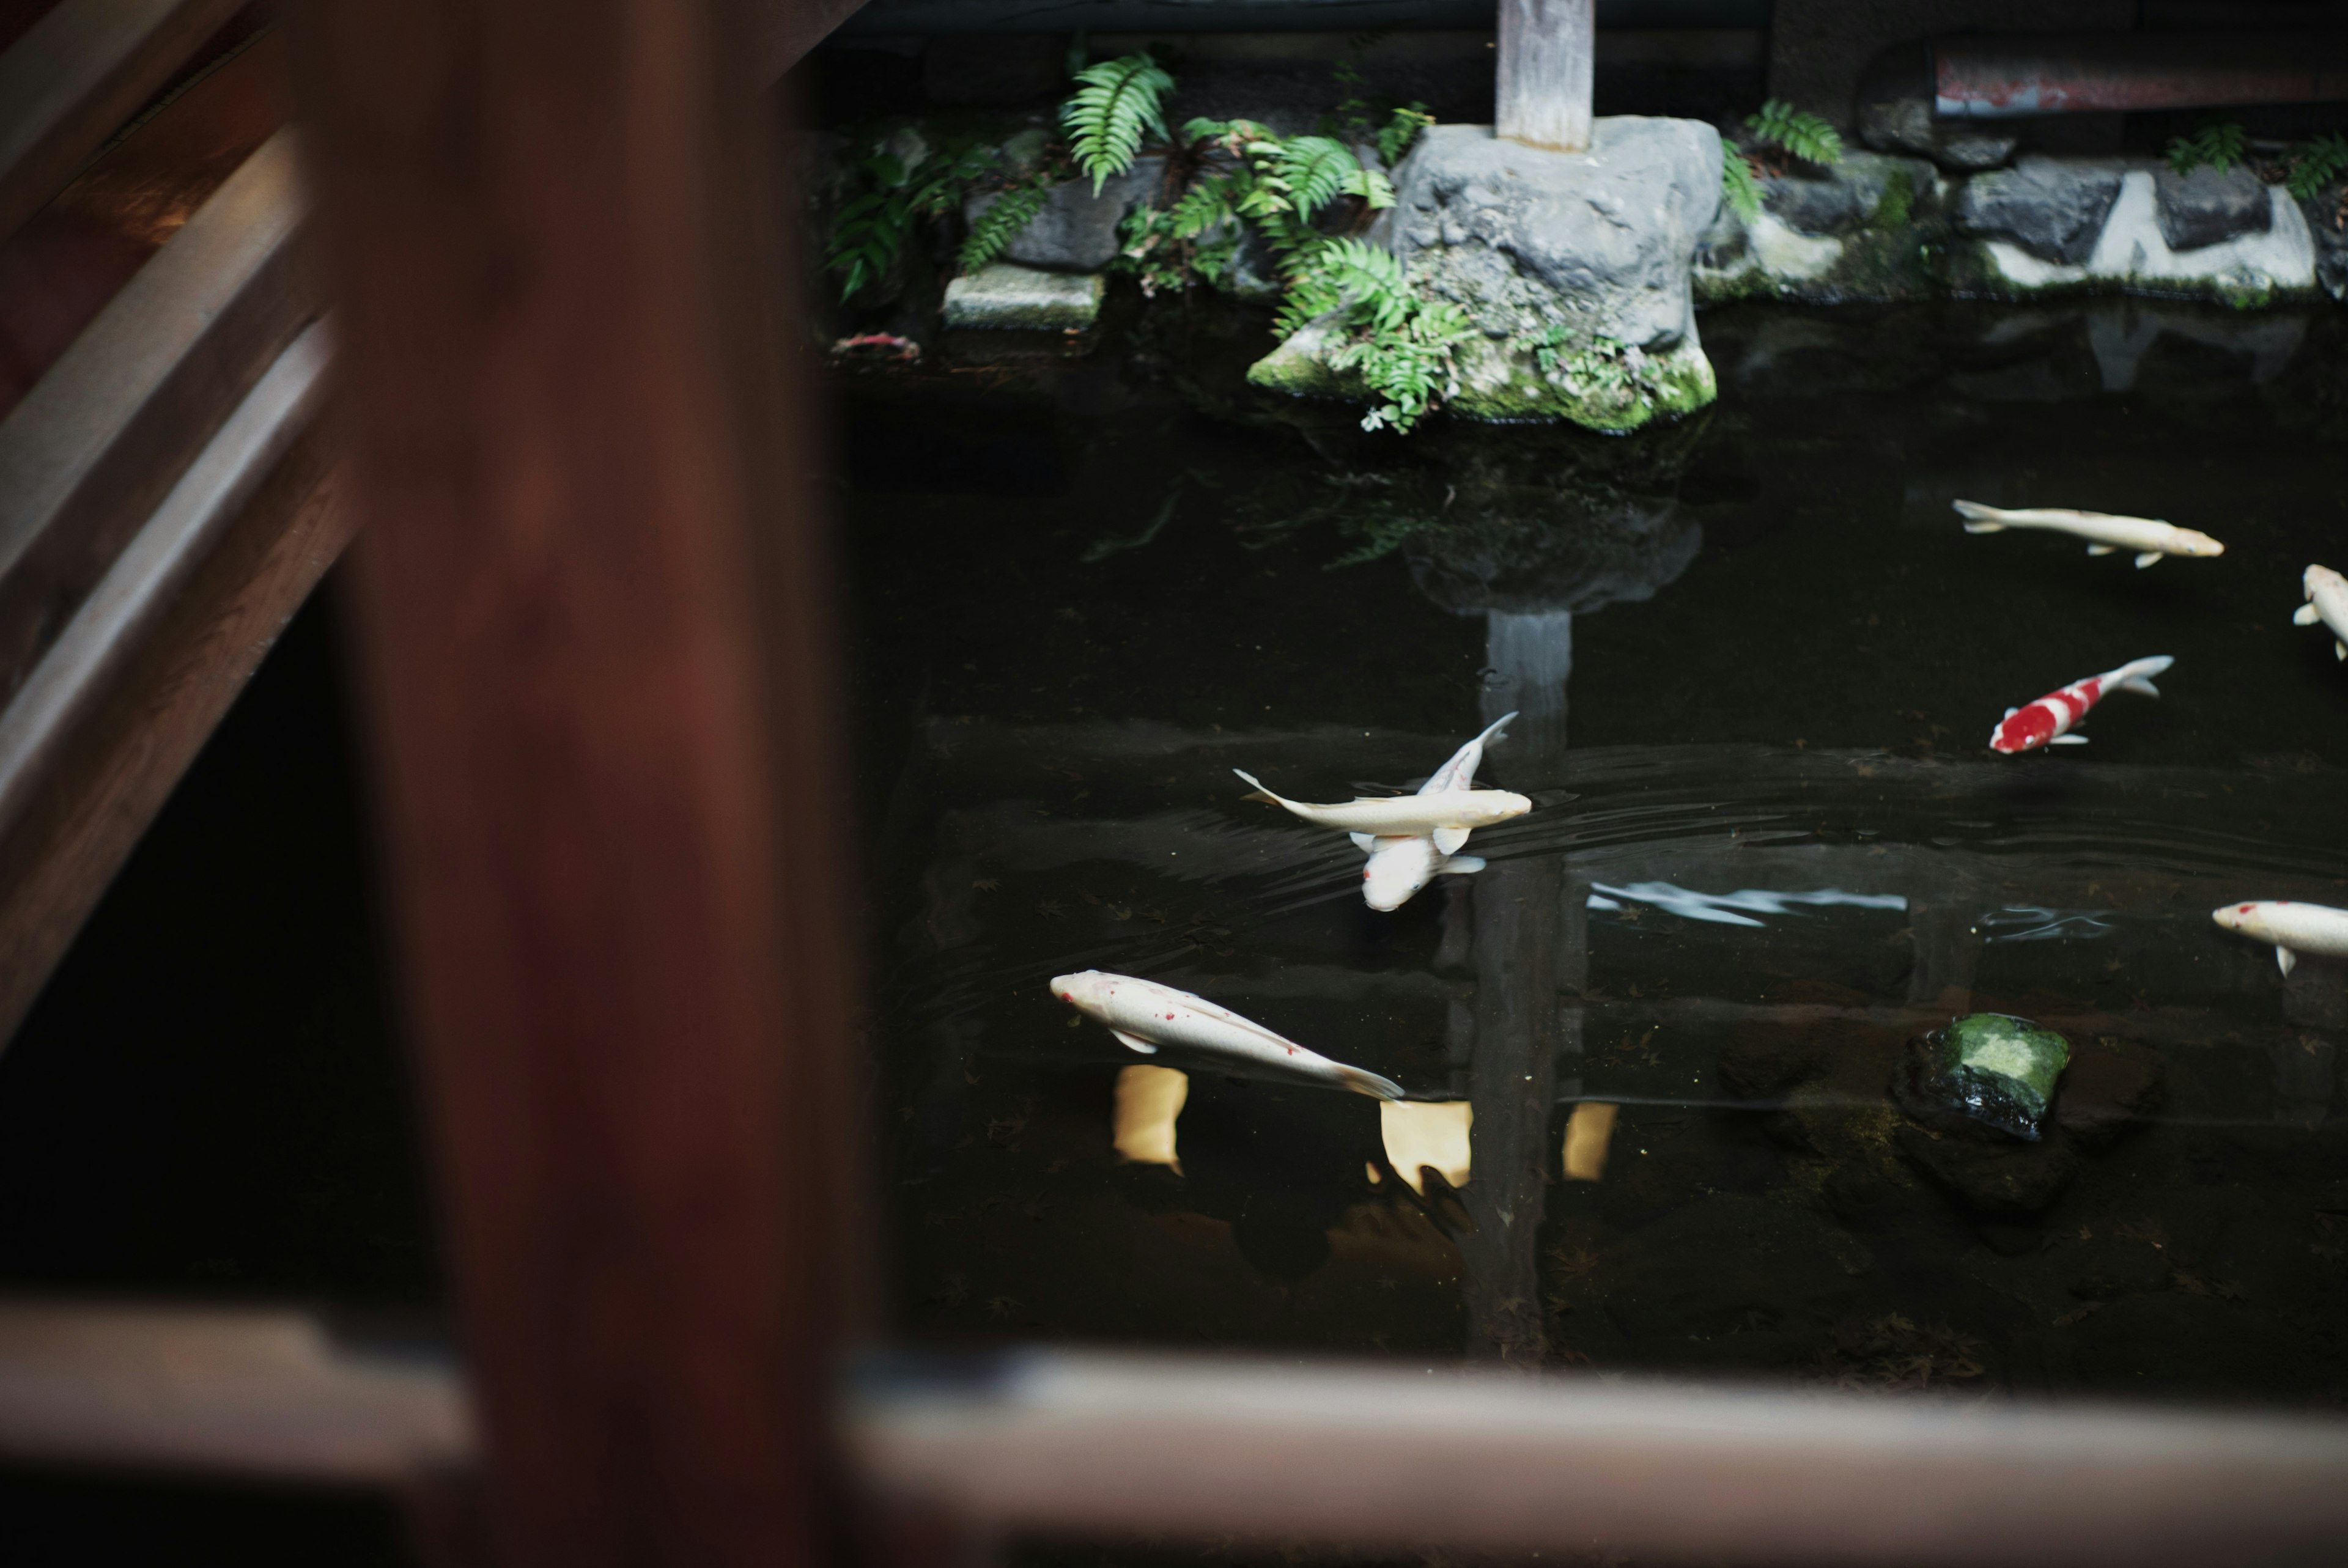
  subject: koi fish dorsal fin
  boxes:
[2086,543,2117,556]
[2294,603,2322,625]
[2135,552,2163,568]
[1112,1029,1159,1054]
[1431,826,1471,855]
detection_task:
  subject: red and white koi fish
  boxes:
[1988,656,2173,754]
[2212,900,2348,977]
[1050,970,1404,1098]
[1351,712,1514,911]
[2295,564,2348,662]
[1954,501,2223,568]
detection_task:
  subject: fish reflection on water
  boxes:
[860,301,2348,1395]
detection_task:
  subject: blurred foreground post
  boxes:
[1496,0,1595,153]
[291,1,858,1564]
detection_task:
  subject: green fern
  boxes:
[1377,104,1435,166]
[1061,52,1173,193]
[2283,131,2348,199]
[1746,100,1843,166]
[825,141,997,302]
[1721,150,1763,219]
[2166,121,2247,175]
[958,173,1050,273]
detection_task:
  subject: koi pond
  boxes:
[846,295,2348,1406]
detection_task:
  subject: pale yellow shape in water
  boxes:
[1380,1099,1472,1195]
[1113,1064,1188,1174]
[1562,1102,1619,1182]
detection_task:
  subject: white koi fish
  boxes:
[1233,768,1529,854]
[2212,900,2348,977]
[2294,564,2348,662]
[1953,500,2224,568]
[1050,970,1404,1099]
[1989,656,2171,754]
[1351,712,1513,911]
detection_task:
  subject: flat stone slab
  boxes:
[942,264,1104,331]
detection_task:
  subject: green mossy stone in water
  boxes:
[1934,1013,2070,1141]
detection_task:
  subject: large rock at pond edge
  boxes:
[1693,150,1946,305]
[2154,163,2271,252]
[964,159,1161,273]
[1250,119,1722,433]
[942,264,1103,330]
[1957,156,2125,265]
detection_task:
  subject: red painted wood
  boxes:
[290,1,860,1563]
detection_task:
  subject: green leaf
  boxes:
[1061,52,1175,194]
[1376,105,1435,166]
[1721,152,1763,220]
[958,174,1053,274]
[2285,132,2348,201]
[1746,100,1842,166]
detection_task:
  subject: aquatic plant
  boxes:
[1061,51,1174,194]
[2166,120,2248,176]
[2283,131,2348,201]
[1746,98,1844,167]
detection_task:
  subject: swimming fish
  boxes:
[1233,766,1529,855]
[2294,564,2348,662]
[1351,712,1515,911]
[1050,970,1404,1098]
[1953,500,2224,569]
[2211,900,2348,977]
[1988,656,2173,754]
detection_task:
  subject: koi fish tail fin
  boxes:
[1231,768,1283,806]
[2295,603,2322,625]
[1475,710,1519,749]
[1336,1064,1406,1100]
[2110,655,2174,698]
[1952,499,2005,532]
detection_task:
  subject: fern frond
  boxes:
[2167,120,2248,175]
[1377,105,1435,166]
[1746,100,1842,166]
[958,175,1050,273]
[2285,131,2348,200]
[1268,136,1362,221]
[1167,173,1238,238]
[1721,151,1763,219]
[1347,163,1396,210]
[1061,52,1174,194]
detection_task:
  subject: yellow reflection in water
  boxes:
[1380,1099,1472,1195]
[1562,1101,1619,1182]
[1113,1064,1188,1174]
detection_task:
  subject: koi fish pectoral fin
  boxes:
[2295,604,2322,625]
[1349,833,1376,852]
[2135,552,2163,569]
[1431,826,1471,855]
[2086,543,2117,556]
[2004,708,2018,720]
[2051,735,2089,745]
[2277,946,2298,977]
[1110,1029,1159,1055]
[1438,855,1486,875]
[2336,641,2346,661]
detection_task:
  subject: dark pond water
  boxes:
[844,295,2348,1407]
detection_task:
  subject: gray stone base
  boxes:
[942,265,1104,331]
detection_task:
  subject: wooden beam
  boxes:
[0,130,313,704]
[1496,0,1595,153]
[290,2,859,1567]
[0,323,342,1046]
[0,1300,473,1483]
[0,0,249,247]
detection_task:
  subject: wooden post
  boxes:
[289,1,860,1566]
[1496,0,1595,153]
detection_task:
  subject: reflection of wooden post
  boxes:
[1496,0,1595,153]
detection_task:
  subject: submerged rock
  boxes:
[1896,1014,2070,1142]
[2052,1045,2163,1151]
[942,264,1104,330]
[1894,1123,2079,1214]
